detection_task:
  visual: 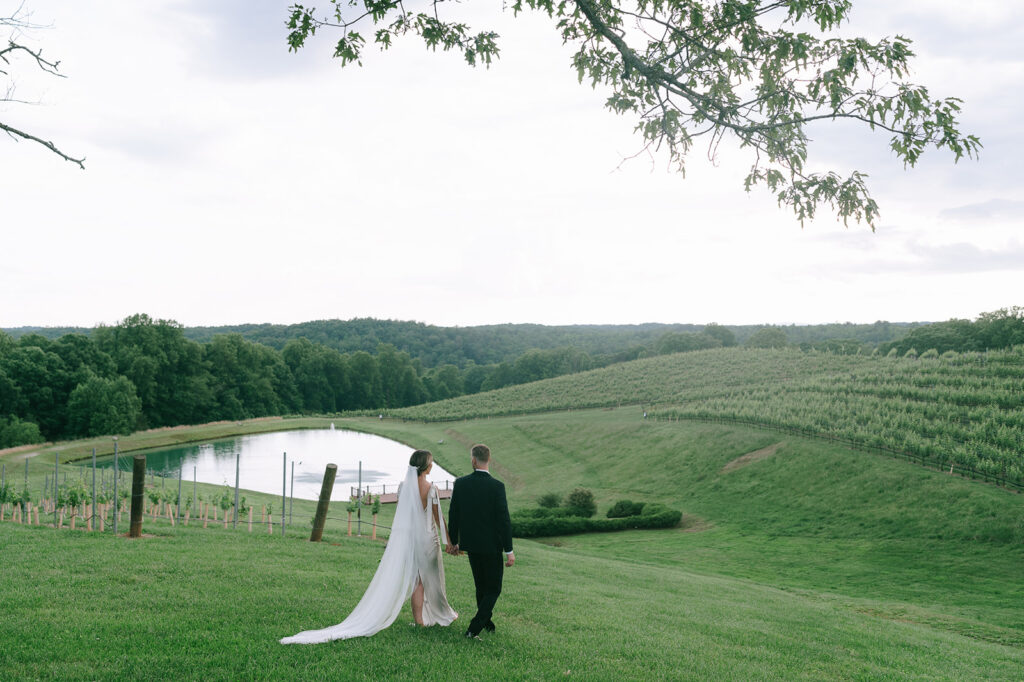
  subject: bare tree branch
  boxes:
[0,121,85,168]
[2,8,83,168]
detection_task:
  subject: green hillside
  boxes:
[3,345,1023,679]
[3,409,1022,679]
[388,346,1024,486]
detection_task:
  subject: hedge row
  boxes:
[511,504,682,538]
[513,507,579,520]
[606,500,645,518]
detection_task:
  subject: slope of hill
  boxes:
[3,408,1023,679]
[388,346,1024,486]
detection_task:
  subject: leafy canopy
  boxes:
[286,0,979,228]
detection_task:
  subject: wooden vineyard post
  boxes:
[371,496,380,540]
[203,503,208,529]
[267,509,273,535]
[261,505,266,524]
[129,455,146,538]
[310,464,337,542]
[248,507,253,533]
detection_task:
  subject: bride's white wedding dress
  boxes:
[280,466,457,644]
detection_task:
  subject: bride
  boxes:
[281,450,458,644]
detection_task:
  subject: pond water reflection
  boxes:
[95,428,454,501]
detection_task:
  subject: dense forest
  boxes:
[1,309,1020,449]
[6,318,914,367]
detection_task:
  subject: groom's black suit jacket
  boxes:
[448,471,513,555]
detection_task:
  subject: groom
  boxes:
[447,443,514,639]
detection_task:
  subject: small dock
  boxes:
[352,481,453,504]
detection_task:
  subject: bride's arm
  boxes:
[431,487,451,546]
[432,503,442,534]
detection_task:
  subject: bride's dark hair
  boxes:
[409,450,432,475]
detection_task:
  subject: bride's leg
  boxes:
[411,577,425,626]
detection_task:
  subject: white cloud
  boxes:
[940,199,1024,223]
[1,0,1022,329]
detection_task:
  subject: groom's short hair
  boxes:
[471,444,490,462]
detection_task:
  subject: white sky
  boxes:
[1,0,1021,328]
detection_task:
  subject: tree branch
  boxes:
[1,40,64,77]
[0,121,84,168]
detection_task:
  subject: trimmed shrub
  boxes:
[636,503,683,528]
[511,516,589,538]
[607,500,645,518]
[565,488,596,518]
[511,502,683,538]
[512,507,576,520]
[537,492,562,509]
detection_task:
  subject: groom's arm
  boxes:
[447,479,461,549]
[496,481,513,557]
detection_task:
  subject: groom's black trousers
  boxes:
[467,551,504,636]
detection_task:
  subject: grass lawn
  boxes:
[2,409,1022,679]
[2,523,1022,681]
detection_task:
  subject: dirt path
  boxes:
[720,442,785,474]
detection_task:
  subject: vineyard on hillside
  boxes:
[388,347,1024,487]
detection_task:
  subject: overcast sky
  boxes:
[1,0,1021,329]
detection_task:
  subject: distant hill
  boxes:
[3,318,914,367]
[3,326,91,339]
[390,345,1024,488]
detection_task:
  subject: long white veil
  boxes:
[281,465,426,644]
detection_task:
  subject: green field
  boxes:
[2,404,1023,680]
[3,346,1024,679]
[388,346,1024,485]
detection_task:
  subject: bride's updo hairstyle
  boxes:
[409,449,432,475]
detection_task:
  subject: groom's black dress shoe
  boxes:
[464,629,482,640]
[484,621,496,633]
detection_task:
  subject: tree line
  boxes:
[876,308,1024,356]
[6,318,915,367]
[0,315,728,448]
[738,308,1024,356]
[3,309,1019,450]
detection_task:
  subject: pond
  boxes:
[95,428,455,501]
